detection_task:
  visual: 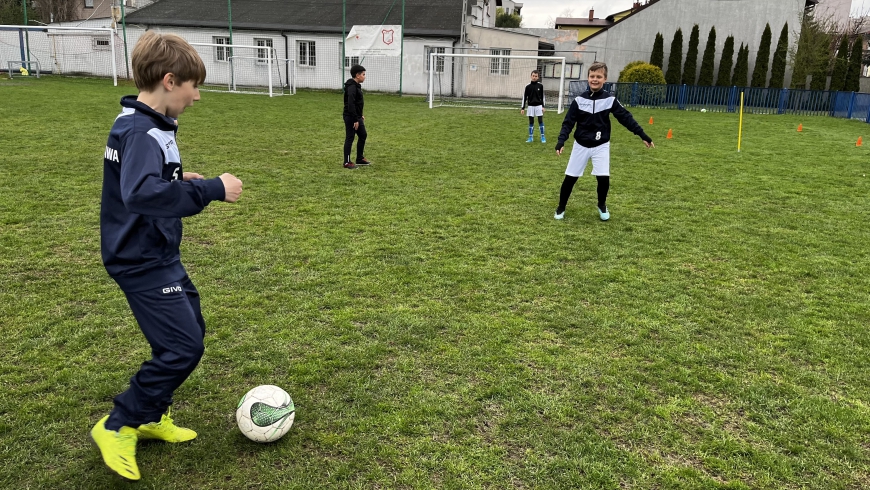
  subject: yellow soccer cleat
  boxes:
[91,415,140,481]
[136,411,197,443]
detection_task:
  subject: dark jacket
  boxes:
[521,81,545,109]
[343,78,364,122]
[100,96,225,292]
[556,88,651,150]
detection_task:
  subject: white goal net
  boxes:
[429,53,566,113]
[189,43,294,97]
[0,25,118,84]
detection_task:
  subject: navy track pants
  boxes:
[105,275,205,430]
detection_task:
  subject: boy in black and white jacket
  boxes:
[554,62,654,221]
[521,69,546,143]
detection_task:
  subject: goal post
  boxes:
[429,53,566,113]
[189,42,294,97]
[0,25,117,85]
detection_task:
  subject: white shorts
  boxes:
[565,141,610,177]
[525,105,544,117]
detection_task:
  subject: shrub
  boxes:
[618,60,648,82]
[621,63,667,84]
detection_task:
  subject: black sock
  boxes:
[558,176,578,212]
[596,176,610,211]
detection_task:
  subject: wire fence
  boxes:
[568,81,870,122]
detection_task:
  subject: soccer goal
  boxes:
[429,53,566,113]
[0,25,118,85]
[189,43,295,97]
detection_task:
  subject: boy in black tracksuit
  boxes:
[554,62,654,221]
[91,31,244,481]
[343,64,371,169]
[521,70,546,143]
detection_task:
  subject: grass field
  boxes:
[2,77,870,489]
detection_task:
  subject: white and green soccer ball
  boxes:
[700,108,707,113]
[236,385,295,443]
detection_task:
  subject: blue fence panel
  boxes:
[564,81,870,123]
[831,92,853,119]
[852,93,870,122]
[784,89,834,116]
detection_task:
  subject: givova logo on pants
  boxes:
[162,286,183,294]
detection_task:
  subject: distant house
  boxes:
[554,2,647,43]
[471,0,524,28]
[31,0,157,24]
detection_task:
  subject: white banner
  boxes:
[345,25,402,57]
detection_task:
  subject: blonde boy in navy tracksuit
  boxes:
[91,31,243,481]
[555,62,654,221]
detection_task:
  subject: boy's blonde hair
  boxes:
[588,62,608,78]
[132,31,206,91]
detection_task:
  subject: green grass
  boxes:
[2,76,870,489]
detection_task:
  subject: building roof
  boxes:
[124,0,464,37]
[576,0,662,44]
[554,18,611,28]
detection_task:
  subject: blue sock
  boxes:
[540,124,545,136]
[528,125,534,137]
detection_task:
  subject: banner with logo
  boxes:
[345,25,402,57]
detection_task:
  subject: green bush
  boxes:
[621,63,667,85]
[618,60,648,82]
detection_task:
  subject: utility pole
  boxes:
[22,0,31,71]
[458,0,471,98]
[120,0,130,80]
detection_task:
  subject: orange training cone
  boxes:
[649,117,654,124]
[666,129,673,139]
[858,136,863,147]
[797,123,803,132]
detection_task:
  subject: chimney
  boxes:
[589,8,594,21]
[633,1,640,9]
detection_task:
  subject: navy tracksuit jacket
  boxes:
[101,96,225,429]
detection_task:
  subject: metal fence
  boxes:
[567,81,870,122]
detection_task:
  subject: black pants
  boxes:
[343,116,367,163]
[105,275,206,430]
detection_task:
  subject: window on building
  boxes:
[542,62,582,79]
[425,46,446,73]
[213,37,232,62]
[338,42,360,68]
[84,0,94,8]
[490,48,511,75]
[255,38,274,63]
[299,41,316,67]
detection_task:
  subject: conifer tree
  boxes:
[697,26,717,87]
[650,33,665,68]
[682,24,700,85]
[750,23,773,87]
[830,35,850,91]
[845,36,863,92]
[665,28,684,84]
[716,35,735,86]
[768,23,789,89]
[732,43,749,87]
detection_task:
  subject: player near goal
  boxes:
[343,64,373,169]
[521,69,546,143]
[554,62,654,222]
[91,31,244,481]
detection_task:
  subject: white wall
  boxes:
[582,0,805,87]
[38,21,457,95]
[814,0,852,28]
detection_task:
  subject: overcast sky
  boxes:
[520,0,870,28]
